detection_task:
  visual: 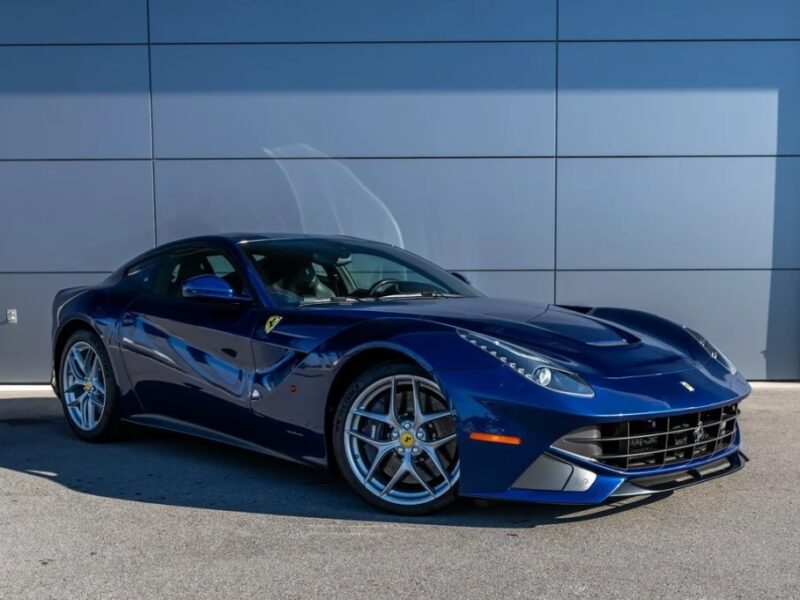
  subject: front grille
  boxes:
[555,403,739,470]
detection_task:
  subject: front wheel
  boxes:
[58,330,120,441]
[333,362,460,515]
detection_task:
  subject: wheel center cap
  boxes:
[399,432,415,448]
[83,381,93,393]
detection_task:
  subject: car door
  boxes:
[118,244,268,436]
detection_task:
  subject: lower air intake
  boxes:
[554,403,739,470]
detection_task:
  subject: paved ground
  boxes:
[0,385,798,600]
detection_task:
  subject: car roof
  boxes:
[120,233,391,270]
[186,232,384,245]
[224,232,368,243]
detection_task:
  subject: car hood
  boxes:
[307,297,701,379]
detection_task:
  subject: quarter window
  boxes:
[161,248,246,298]
[125,256,163,292]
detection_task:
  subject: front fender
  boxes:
[318,317,500,373]
[249,318,499,466]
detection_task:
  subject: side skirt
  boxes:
[122,414,314,468]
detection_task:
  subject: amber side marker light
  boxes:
[469,432,522,446]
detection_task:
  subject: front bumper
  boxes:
[437,363,750,505]
[466,434,745,505]
[611,450,748,497]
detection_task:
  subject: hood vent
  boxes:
[524,306,641,347]
[555,304,594,315]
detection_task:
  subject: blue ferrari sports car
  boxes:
[52,234,749,514]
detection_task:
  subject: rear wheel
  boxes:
[333,362,460,515]
[58,330,120,441]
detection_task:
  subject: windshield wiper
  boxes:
[300,296,363,305]
[376,291,462,301]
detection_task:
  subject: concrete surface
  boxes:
[0,385,798,599]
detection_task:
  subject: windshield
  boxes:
[240,238,480,307]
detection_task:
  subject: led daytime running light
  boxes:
[458,330,594,397]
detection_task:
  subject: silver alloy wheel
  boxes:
[344,375,460,506]
[61,341,106,431]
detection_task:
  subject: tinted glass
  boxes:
[241,238,479,306]
[125,255,163,292]
[161,247,246,297]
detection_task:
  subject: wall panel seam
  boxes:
[0,40,557,48]
[559,38,800,44]
[553,0,560,304]
[152,156,558,161]
[2,39,797,49]
[146,0,157,246]
[2,155,796,162]
[0,271,112,275]
[5,269,796,275]
[555,268,800,273]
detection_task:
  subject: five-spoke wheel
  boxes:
[58,330,119,441]
[334,363,459,514]
[62,340,106,430]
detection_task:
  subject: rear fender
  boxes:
[52,286,143,415]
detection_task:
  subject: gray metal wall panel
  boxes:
[0,0,147,44]
[2,3,800,381]
[558,42,800,156]
[556,270,800,380]
[150,0,556,43]
[557,157,800,269]
[0,162,154,272]
[0,273,106,382]
[151,43,556,158]
[0,46,151,159]
[155,158,554,270]
[559,0,800,41]
[462,271,554,304]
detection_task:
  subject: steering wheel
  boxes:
[367,278,401,297]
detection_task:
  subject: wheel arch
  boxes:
[323,345,430,474]
[53,318,102,394]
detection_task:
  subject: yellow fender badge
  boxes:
[265,315,283,334]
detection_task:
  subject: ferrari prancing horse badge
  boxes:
[265,315,283,334]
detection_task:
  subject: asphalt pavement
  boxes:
[1,384,798,599]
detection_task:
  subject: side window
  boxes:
[125,256,164,292]
[206,253,245,295]
[162,247,246,298]
[249,251,339,302]
[207,254,235,277]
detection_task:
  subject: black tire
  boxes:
[332,361,459,515]
[57,329,121,442]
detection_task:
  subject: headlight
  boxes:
[683,326,736,374]
[458,330,594,397]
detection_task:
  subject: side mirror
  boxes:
[449,271,471,285]
[182,274,251,303]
